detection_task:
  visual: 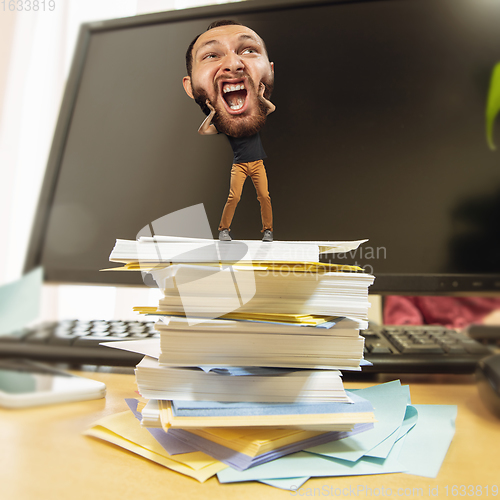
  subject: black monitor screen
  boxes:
[25,0,500,293]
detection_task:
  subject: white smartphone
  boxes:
[0,359,106,409]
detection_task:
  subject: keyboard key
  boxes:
[110,331,131,338]
[74,321,92,329]
[428,331,447,338]
[91,325,110,334]
[383,326,401,333]
[128,332,150,339]
[110,326,128,334]
[390,339,413,351]
[407,330,427,337]
[129,326,147,334]
[413,339,438,345]
[90,329,112,337]
[400,345,445,354]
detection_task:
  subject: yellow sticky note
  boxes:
[84,410,226,482]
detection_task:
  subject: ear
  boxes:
[182,76,194,99]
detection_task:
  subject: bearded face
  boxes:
[184,24,275,138]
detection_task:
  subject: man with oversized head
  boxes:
[183,20,275,242]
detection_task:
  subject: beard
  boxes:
[193,75,274,138]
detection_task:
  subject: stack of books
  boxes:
[109,236,368,265]
[104,236,376,470]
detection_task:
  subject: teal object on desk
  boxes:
[0,267,42,336]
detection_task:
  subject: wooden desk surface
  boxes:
[1,371,499,500]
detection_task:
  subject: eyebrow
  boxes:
[195,34,262,58]
[238,34,259,44]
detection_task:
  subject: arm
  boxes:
[198,100,218,135]
[259,83,276,116]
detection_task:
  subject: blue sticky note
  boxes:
[217,437,407,483]
[0,267,42,335]
[172,391,373,417]
[397,404,457,478]
[365,404,418,459]
[259,477,310,490]
[306,380,408,462]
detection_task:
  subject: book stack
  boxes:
[103,236,376,471]
[109,236,368,265]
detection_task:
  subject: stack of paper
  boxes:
[105,237,375,399]
[98,237,387,480]
[88,238,459,488]
[109,236,369,264]
[155,316,366,369]
[135,360,349,403]
[152,263,374,320]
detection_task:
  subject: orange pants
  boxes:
[218,160,273,232]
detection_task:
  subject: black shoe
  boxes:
[262,230,273,242]
[219,229,232,241]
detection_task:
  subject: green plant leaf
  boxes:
[486,62,500,151]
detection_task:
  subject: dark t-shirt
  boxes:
[226,133,267,163]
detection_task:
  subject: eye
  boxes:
[242,47,258,55]
[202,52,219,60]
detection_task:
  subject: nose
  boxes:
[222,51,244,73]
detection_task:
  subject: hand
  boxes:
[206,99,216,114]
[258,83,276,114]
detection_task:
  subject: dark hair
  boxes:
[185,20,243,77]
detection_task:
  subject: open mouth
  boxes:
[221,80,248,113]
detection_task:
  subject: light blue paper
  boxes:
[221,404,456,486]
[259,477,310,490]
[403,384,412,404]
[395,405,418,439]
[397,404,457,478]
[0,267,42,335]
[217,437,407,483]
[365,404,418,459]
[216,384,456,486]
[306,380,408,462]
[172,391,373,417]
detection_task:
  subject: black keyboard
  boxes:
[0,320,494,372]
[0,320,152,366]
[361,324,493,373]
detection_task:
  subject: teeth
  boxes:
[230,102,244,110]
[223,83,245,93]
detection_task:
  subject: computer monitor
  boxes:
[24,0,500,294]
